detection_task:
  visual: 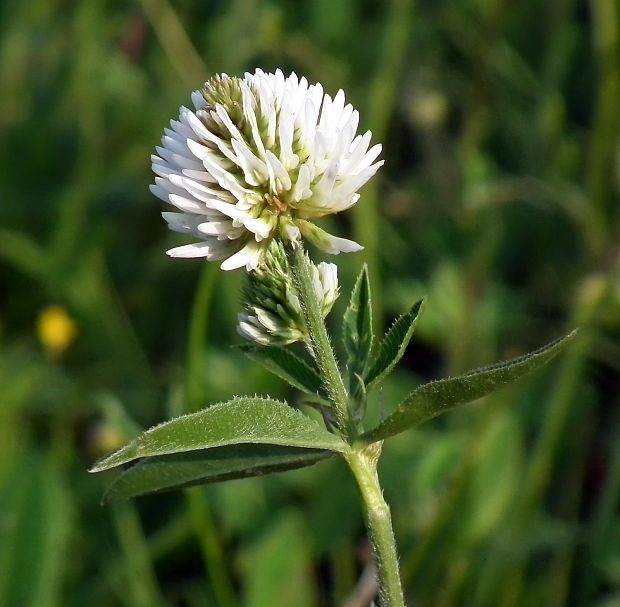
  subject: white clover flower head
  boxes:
[151,69,383,270]
[237,241,339,346]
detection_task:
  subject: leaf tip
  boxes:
[89,444,133,473]
[414,297,426,314]
[540,327,580,358]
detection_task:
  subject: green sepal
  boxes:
[342,264,373,389]
[364,299,424,390]
[238,344,327,399]
[103,444,334,501]
[90,396,348,473]
[361,330,578,443]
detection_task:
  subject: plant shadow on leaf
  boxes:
[91,396,348,472]
[104,444,335,501]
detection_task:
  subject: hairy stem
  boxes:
[289,243,352,437]
[347,446,405,607]
[289,243,404,604]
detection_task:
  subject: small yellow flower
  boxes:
[36,306,78,356]
[87,422,126,459]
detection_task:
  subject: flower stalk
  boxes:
[288,242,352,438]
[346,445,405,607]
[289,242,405,606]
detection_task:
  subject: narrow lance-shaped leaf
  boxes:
[104,445,334,501]
[364,299,424,390]
[91,396,348,472]
[361,330,578,443]
[238,344,327,399]
[342,264,373,387]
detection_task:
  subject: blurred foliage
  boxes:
[1,0,620,605]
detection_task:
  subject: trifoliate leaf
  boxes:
[361,330,578,443]
[238,344,327,399]
[342,264,373,390]
[104,444,333,501]
[364,299,424,390]
[90,396,348,473]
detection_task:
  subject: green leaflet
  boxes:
[238,344,327,399]
[104,445,334,501]
[364,299,424,390]
[90,396,348,472]
[342,264,373,389]
[361,330,578,443]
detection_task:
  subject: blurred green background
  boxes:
[1,0,620,605]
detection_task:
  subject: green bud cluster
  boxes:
[237,240,339,346]
[200,74,246,138]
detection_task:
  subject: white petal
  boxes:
[231,139,268,186]
[237,318,270,345]
[155,146,203,171]
[212,105,244,144]
[281,217,301,242]
[220,240,264,271]
[197,220,237,236]
[254,308,281,332]
[243,215,275,240]
[166,242,212,258]
[182,108,213,142]
[162,212,203,234]
[169,174,223,202]
[318,262,338,293]
[181,168,219,185]
[240,82,267,158]
[278,101,296,169]
[208,198,252,221]
[264,150,292,192]
[357,143,383,172]
[327,235,362,253]
[290,164,312,202]
[191,90,206,110]
[168,194,213,214]
[297,220,363,255]
[150,183,171,203]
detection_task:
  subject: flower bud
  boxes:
[237,241,339,345]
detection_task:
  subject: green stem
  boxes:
[347,446,405,607]
[289,243,351,436]
[288,243,404,604]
